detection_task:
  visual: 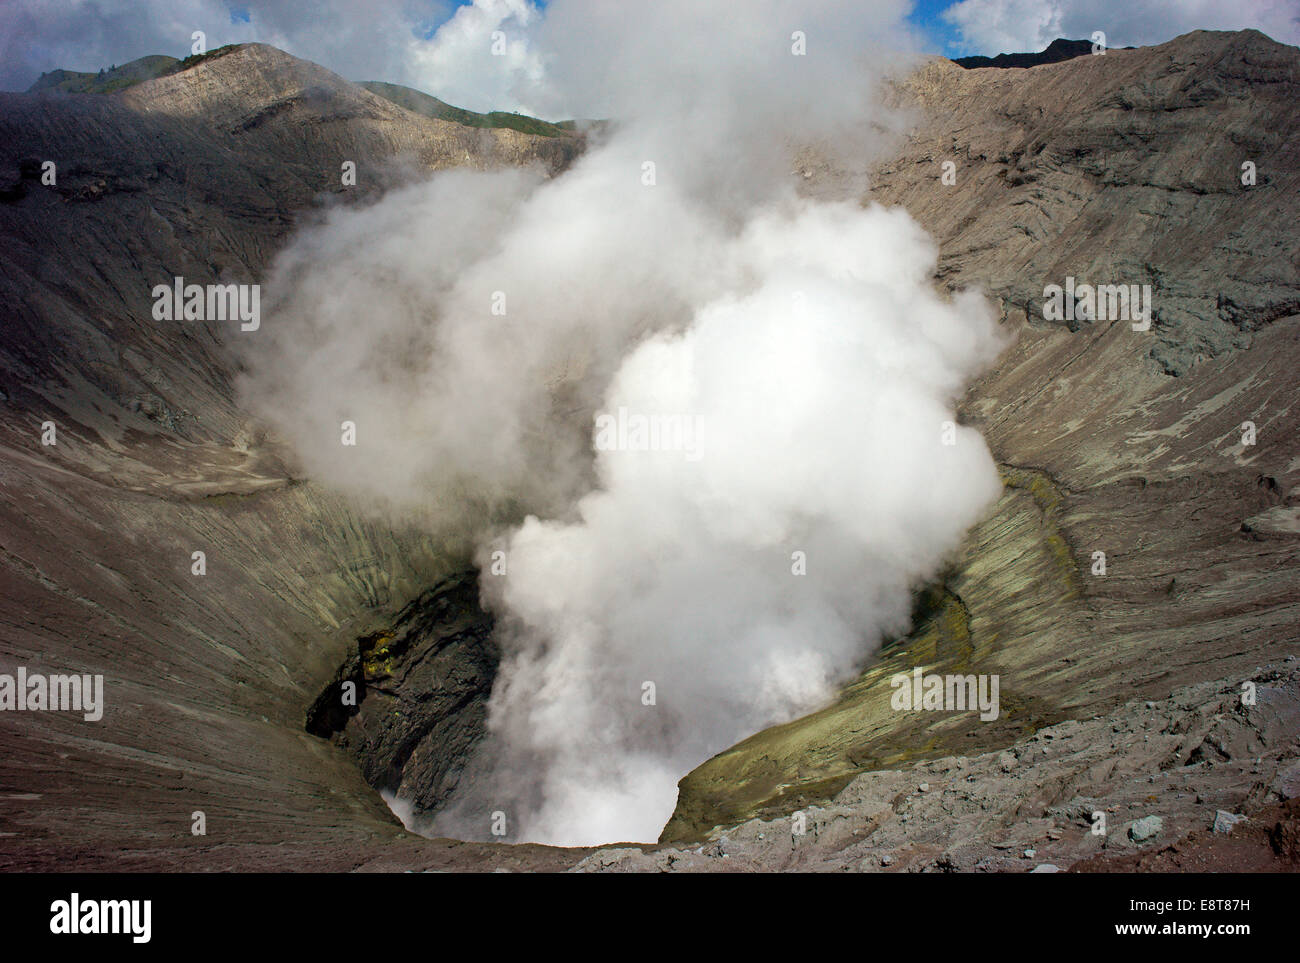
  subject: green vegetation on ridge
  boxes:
[25,48,574,142]
[359,81,573,138]
[27,46,247,94]
[28,55,179,93]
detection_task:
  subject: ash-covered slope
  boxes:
[660,30,1300,862]
[0,31,1295,873]
[0,42,577,487]
[0,44,580,872]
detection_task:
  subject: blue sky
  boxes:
[908,0,968,53]
[4,0,1298,95]
[419,1,972,54]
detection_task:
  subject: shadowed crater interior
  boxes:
[305,570,498,817]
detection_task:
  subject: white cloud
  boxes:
[1,0,459,96]
[2,0,547,114]
[407,0,544,114]
[943,0,1300,55]
[9,1,1294,107]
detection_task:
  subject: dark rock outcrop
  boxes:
[954,38,1116,70]
[306,571,497,813]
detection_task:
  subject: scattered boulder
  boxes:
[1213,810,1247,833]
[1129,816,1164,842]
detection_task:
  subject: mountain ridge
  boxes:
[23,43,574,140]
[0,30,1296,872]
[953,37,1110,69]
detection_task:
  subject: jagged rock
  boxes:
[307,571,498,814]
[586,667,1300,873]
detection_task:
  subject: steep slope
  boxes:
[27,48,583,140]
[663,30,1300,847]
[0,42,579,490]
[0,31,1295,872]
[0,43,580,871]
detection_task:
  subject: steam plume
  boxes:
[243,0,1008,845]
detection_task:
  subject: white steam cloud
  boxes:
[242,0,1008,846]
